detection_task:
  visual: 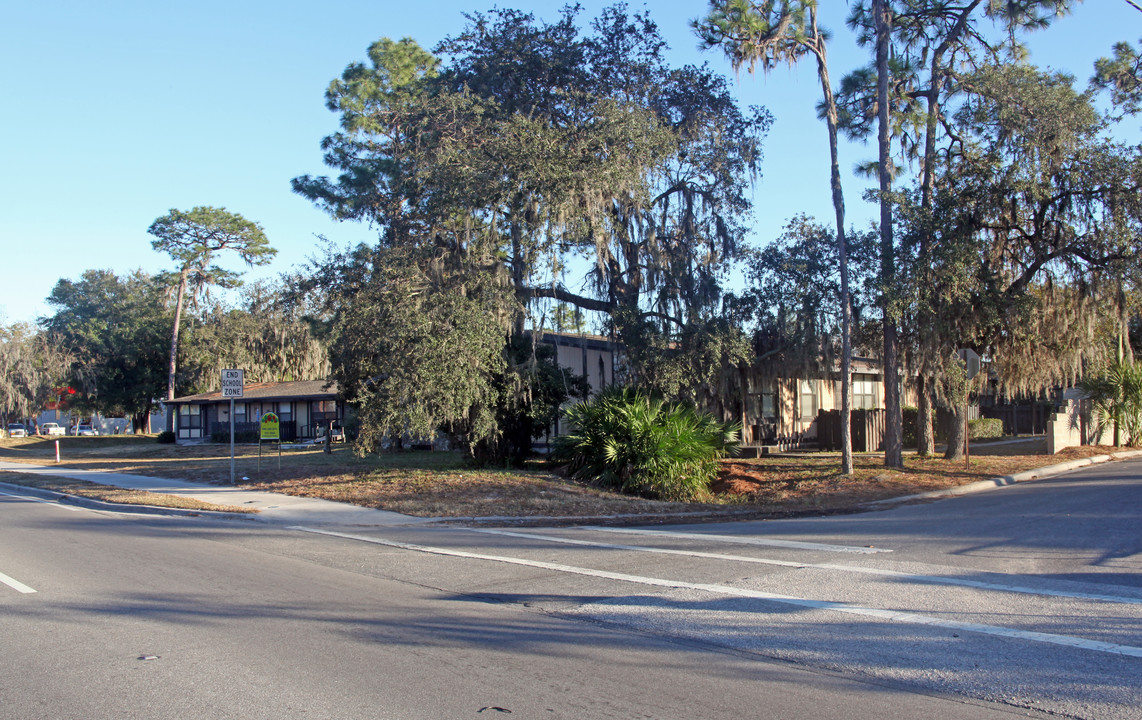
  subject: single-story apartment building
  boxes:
[541,331,909,451]
[544,330,617,395]
[166,380,345,443]
[720,356,902,450]
[542,332,909,452]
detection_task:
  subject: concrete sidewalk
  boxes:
[0,460,426,527]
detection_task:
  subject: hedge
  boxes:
[968,417,1003,440]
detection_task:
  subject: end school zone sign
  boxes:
[221,369,244,398]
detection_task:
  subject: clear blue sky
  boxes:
[2,1,1137,325]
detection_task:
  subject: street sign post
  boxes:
[956,350,980,468]
[221,369,244,484]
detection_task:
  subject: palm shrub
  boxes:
[553,387,739,501]
[1078,359,1142,447]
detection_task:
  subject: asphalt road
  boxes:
[2,457,1140,719]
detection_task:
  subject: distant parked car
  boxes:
[72,424,98,436]
[39,422,65,436]
[7,423,28,438]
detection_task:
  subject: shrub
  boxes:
[968,417,1003,440]
[552,387,739,502]
[156,431,176,444]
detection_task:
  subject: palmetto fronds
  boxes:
[553,387,739,501]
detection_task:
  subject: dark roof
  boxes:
[170,380,339,404]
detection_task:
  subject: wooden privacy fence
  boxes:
[743,421,813,451]
[816,409,886,453]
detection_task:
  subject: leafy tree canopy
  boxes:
[42,270,170,430]
[1094,37,1142,118]
[898,62,1142,397]
[0,322,71,424]
[730,215,879,372]
[293,4,770,390]
[179,280,330,393]
[291,5,770,456]
[320,243,514,455]
[149,206,276,283]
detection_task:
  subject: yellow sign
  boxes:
[260,412,280,441]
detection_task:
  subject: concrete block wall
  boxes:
[1046,395,1112,454]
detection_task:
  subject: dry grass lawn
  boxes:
[0,434,1133,520]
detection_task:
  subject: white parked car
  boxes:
[40,422,65,436]
[6,423,27,438]
[72,424,98,436]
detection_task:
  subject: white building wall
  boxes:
[1047,395,1113,454]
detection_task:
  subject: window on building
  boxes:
[745,395,776,422]
[311,400,337,425]
[277,402,292,422]
[761,390,776,419]
[746,376,777,421]
[179,404,201,429]
[233,404,246,424]
[853,374,877,409]
[799,380,816,420]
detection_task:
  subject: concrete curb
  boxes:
[0,480,256,520]
[420,509,762,526]
[862,449,1142,509]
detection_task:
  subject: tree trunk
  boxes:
[917,376,935,456]
[874,0,904,468]
[811,13,853,476]
[944,400,967,461]
[914,54,941,460]
[1120,280,1134,365]
[739,367,751,445]
[510,195,528,337]
[166,269,189,433]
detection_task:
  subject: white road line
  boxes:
[585,526,892,554]
[0,489,83,511]
[473,528,1142,606]
[291,525,1142,659]
[0,569,36,594]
